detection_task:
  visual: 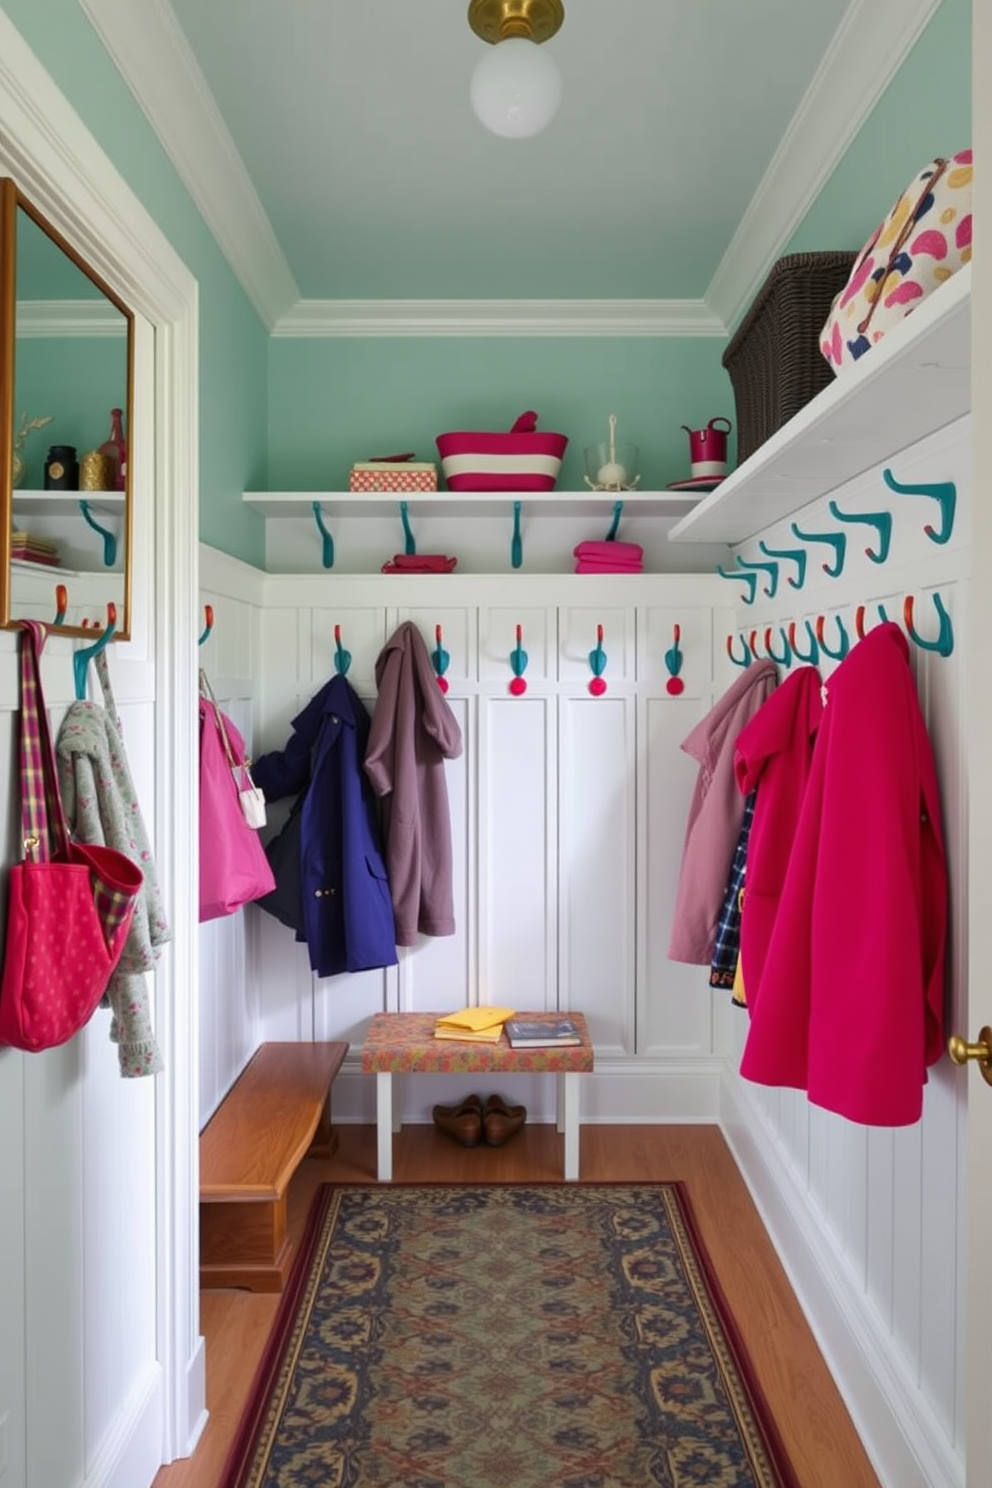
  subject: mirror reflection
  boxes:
[1,179,133,638]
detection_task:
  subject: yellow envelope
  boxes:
[435,1006,515,1033]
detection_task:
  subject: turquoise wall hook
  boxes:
[588,623,608,694]
[716,564,758,606]
[903,592,954,657]
[333,623,352,676]
[763,625,792,666]
[73,602,117,700]
[726,633,752,668]
[757,540,808,590]
[787,619,820,665]
[790,521,847,578]
[198,603,214,646]
[79,499,118,567]
[432,623,450,692]
[664,624,685,694]
[854,602,890,641]
[511,500,523,569]
[882,468,956,545]
[815,612,850,661]
[400,501,417,556]
[736,556,779,600]
[509,623,529,695]
[826,501,893,564]
[53,582,68,627]
[605,500,624,542]
[311,502,334,569]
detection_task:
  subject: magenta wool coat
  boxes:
[738,624,948,1127]
[734,665,824,1003]
[668,659,778,964]
[364,621,463,946]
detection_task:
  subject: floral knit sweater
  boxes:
[55,653,169,1076]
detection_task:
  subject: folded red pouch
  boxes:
[573,539,644,563]
[381,554,458,573]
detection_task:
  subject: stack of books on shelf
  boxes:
[433,1007,515,1044]
[504,1017,583,1048]
[11,531,61,566]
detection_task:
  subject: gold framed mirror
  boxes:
[0,178,133,639]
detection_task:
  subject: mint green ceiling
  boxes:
[167,0,849,302]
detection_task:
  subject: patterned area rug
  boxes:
[221,1183,798,1488]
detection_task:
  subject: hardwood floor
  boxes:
[152,1122,882,1488]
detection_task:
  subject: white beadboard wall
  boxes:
[718,415,970,1488]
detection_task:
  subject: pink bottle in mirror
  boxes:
[98,407,127,491]
[681,417,732,479]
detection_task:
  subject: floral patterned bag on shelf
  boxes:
[819,148,972,373]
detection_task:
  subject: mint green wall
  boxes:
[2,1,269,565]
[14,338,124,488]
[786,0,971,257]
[266,337,734,493]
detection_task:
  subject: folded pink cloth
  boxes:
[574,539,644,564]
[381,553,458,574]
[575,560,643,574]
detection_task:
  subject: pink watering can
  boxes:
[681,417,732,479]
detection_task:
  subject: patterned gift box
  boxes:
[349,462,437,493]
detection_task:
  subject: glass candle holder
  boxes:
[583,441,639,490]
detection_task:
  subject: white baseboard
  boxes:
[84,1362,163,1488]
[720,1069,963,1488]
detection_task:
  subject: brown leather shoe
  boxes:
[483,1094,527,1147]
[433,1094,484,1147]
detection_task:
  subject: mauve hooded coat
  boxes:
[364,621,463,945]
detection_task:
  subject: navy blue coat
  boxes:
[252,674,398,977]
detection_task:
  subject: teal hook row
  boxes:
[790,521,847,578]
[757,540,807,590]
[882,468,956,545]
[736,555,779,600]
[827,501,893,564]
[716,564,758,606]
[79,499,117,567]
[311,502,334,569]
[333,623,352,676]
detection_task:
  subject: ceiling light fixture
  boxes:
[468,0,564,140]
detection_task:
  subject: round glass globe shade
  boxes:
[470,37,562,139]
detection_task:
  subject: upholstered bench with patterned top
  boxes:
[361,1011,594,1182]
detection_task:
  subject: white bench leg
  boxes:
[376,1072,393,1182]
[558,1072,580,1181]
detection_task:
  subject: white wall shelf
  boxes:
[244,490,701,520]
[668,265,971,546]
[12,489,123,518]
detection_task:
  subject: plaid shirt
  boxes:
[709,790,755,996]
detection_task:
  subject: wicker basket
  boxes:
[722,251,857,465]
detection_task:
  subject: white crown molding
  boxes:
[706,0,942,334]
[80,0,299,331]
[272,298,725,338]
[17,299,127,337]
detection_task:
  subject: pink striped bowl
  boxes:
[436,410,568,492]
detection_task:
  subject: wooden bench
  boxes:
[199,1040,348,1292]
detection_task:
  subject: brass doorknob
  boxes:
[948,1026,992,1086]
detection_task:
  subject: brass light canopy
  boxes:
[468,0,565,46]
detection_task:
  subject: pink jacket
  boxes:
[364,622,463,945]
[734,666,823,1003]
[668,660,778,964]
[739,624,947,1126]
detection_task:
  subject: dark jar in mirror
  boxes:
[44,445,79,491]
